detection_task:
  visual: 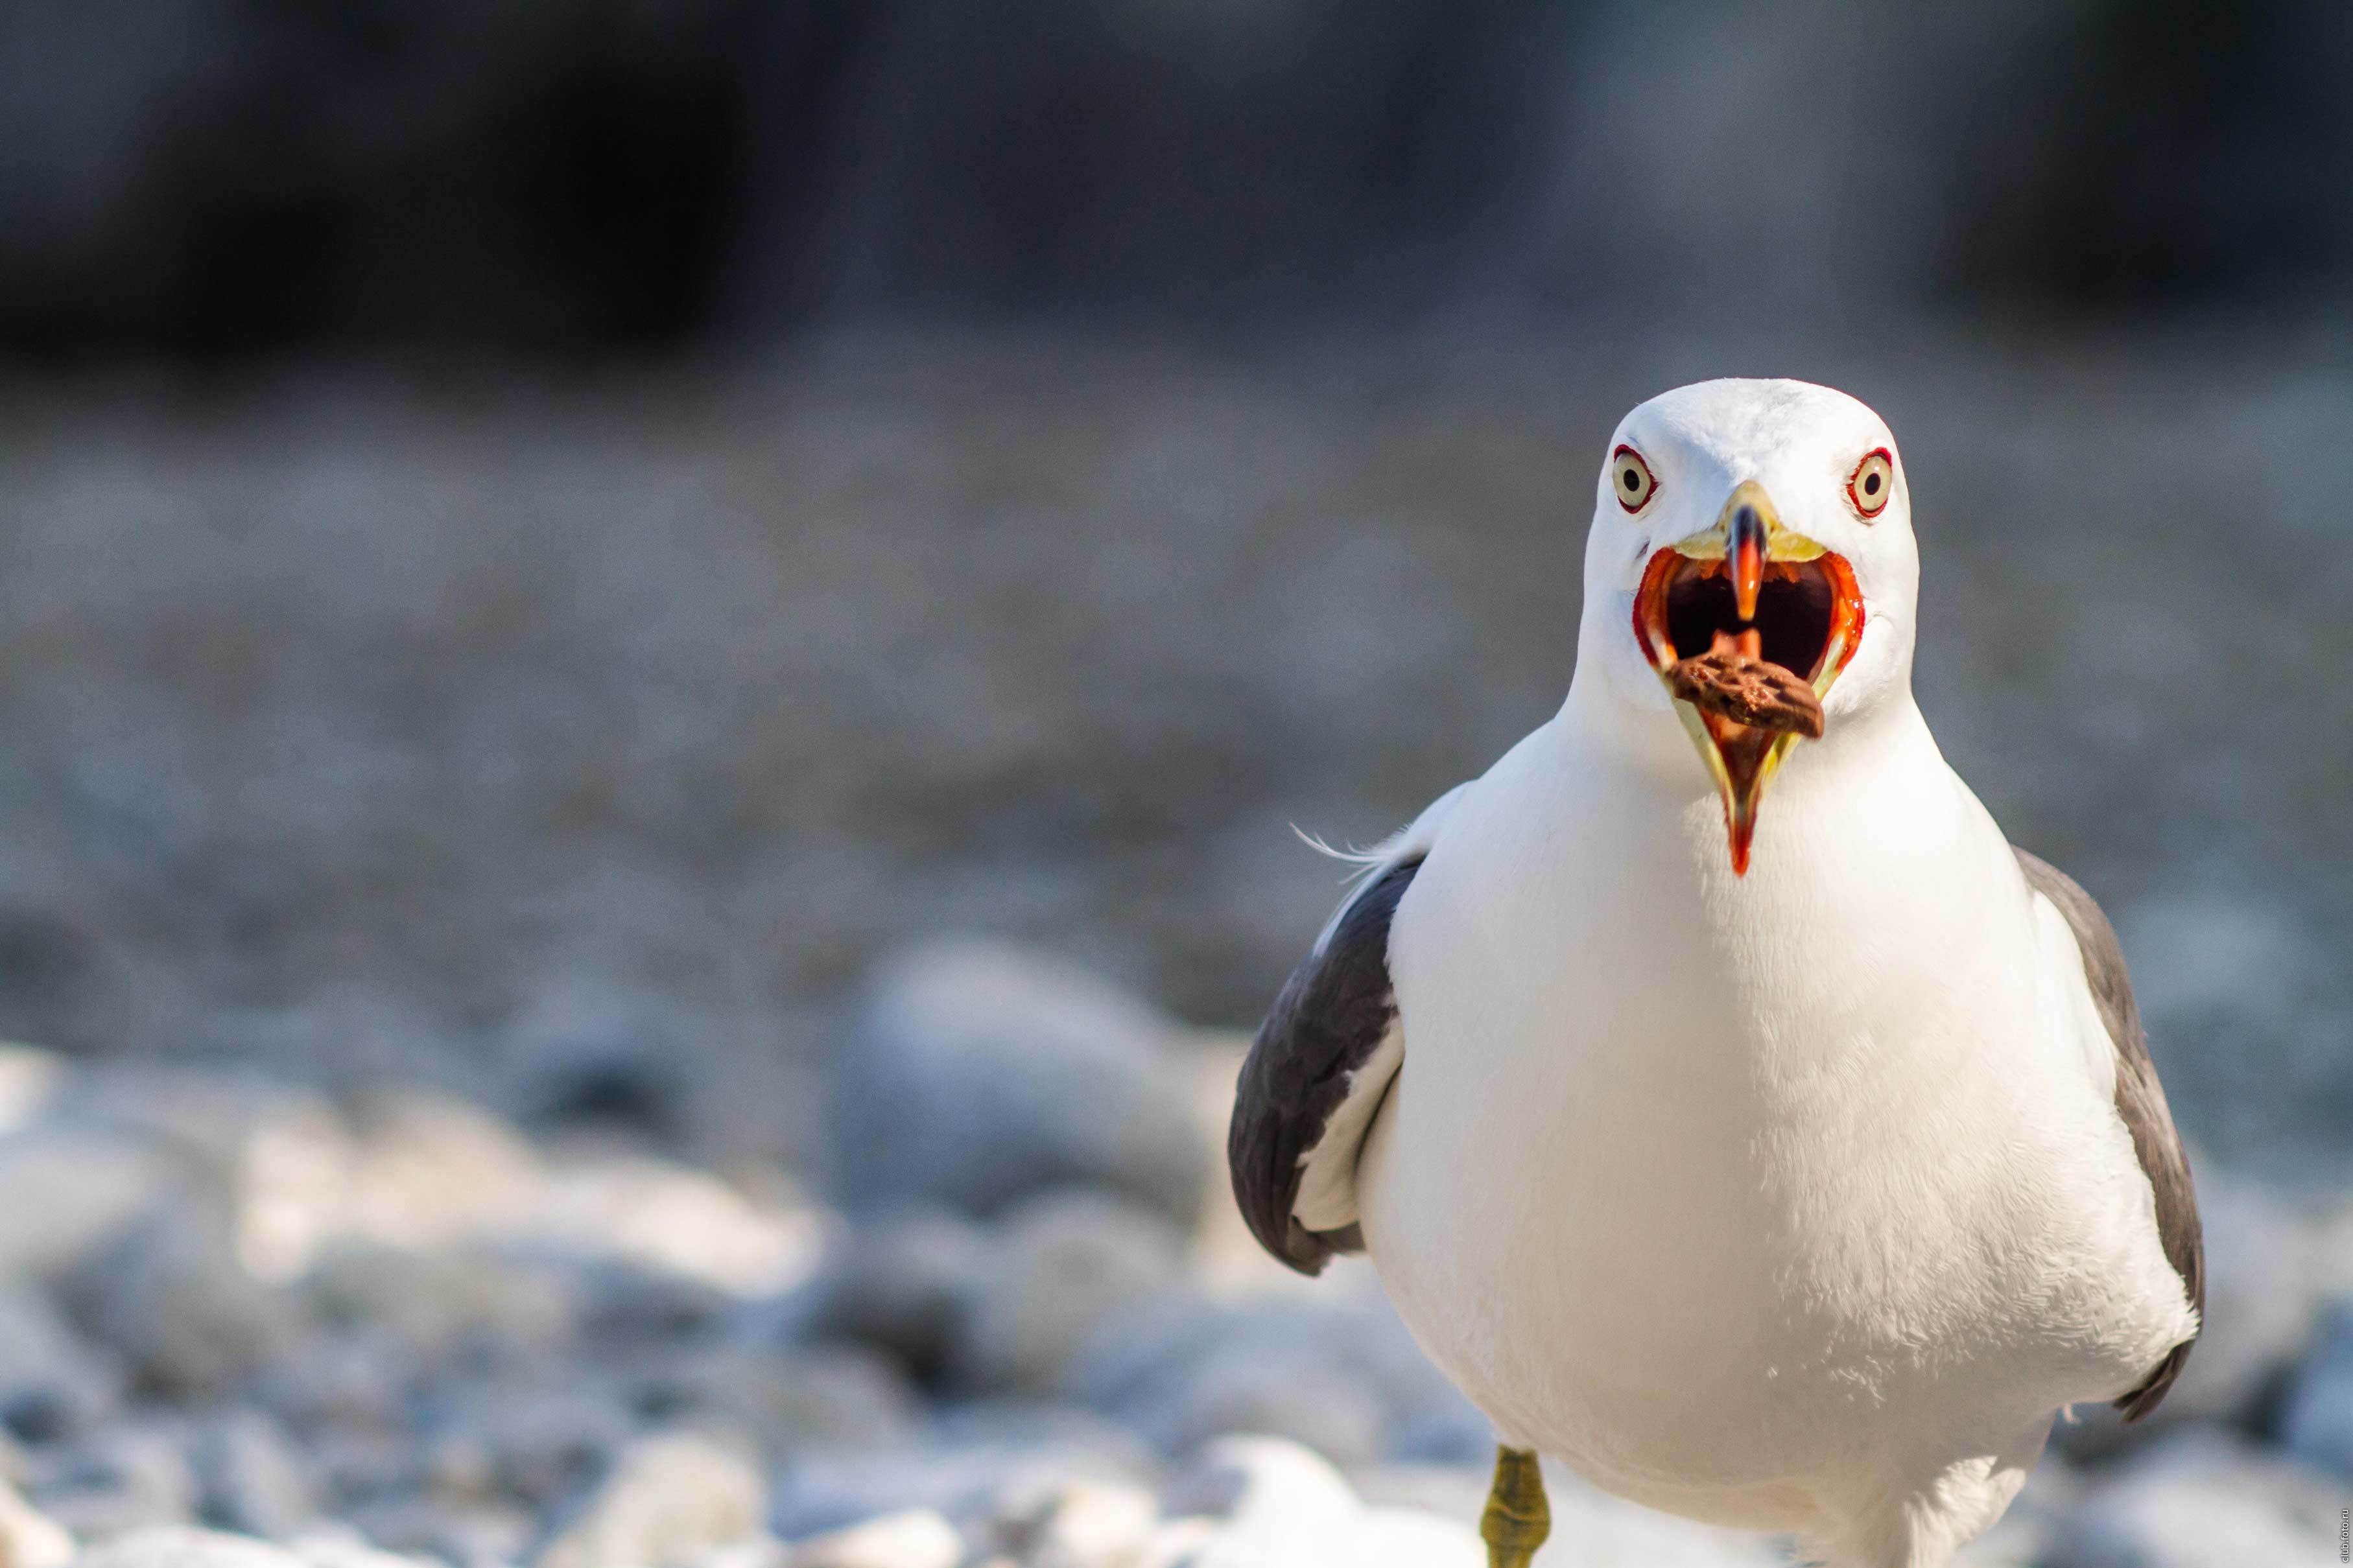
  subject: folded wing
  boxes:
[2018,847,2205,1420]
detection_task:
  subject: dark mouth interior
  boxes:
[1664,560,1834,679]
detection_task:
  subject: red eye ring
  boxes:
[1847,447,1893,519]
[1612,445,1656,513]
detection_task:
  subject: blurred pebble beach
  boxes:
[3,1,2353,1563]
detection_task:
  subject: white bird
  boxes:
[1229,379,2202,1568]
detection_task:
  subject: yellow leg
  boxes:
[1480,1445,1550,1568]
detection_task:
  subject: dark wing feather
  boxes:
[1227,857,1421,1276]
[2016,847,2204,1420]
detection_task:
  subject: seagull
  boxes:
[1228,379,2202,1568]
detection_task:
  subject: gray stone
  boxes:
[957,1191,1185,1394]
[835,942,1209,1226]
[786,1509,960,1568]
[195,1411,320,1541]
[249,1333,413,1440]
[628,1344,914,1451]
[77,1527,306,1568]
[1069,1292,1480,1467]
[2055,1425,2345,1567]
[538,1432,768,1568]
[766,1418,1155,1545]
[64,1209,306,1400]
[976,1477,1157,1568]
[32,1422,200,1540]
[339,1497,536,1568]
[2280,1305,2353,1479]
[1153,1436,1364,1566]
[800,1208,991,1382]
[467,1383,635,1506]
[501,979,695,1143]
[0,1281,123,1442]
[305,1241,574,1359]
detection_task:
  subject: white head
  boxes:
[1570,379,1920,872]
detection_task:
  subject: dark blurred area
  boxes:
[6,0,2352,363]
[1,1,2352,1189]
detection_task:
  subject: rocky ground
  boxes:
[0,937,2338,1567]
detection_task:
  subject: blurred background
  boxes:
[0,3,2348,1566]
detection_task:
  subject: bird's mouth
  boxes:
[1631,482,1865,875]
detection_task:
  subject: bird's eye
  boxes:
[1847,449,1893,519]
[1611,446,1656,513]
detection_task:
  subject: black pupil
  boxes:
[1864,472,1880,495]
[1623,469,1640,490]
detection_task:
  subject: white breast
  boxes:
[1353,706,2195,1532]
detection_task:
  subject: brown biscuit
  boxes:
[1668,631,1825,738]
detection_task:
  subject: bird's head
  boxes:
[1578,379,1919,875]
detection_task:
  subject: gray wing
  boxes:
[2016,847,2204,1420]
[1227,856,1420,1276]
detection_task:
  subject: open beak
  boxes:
[1630,481,1865,875]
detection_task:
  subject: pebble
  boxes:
[2278,1304,2353,1478]
[627,1345,914,1452]
[0,1281,123,1442]
[2055,1425,2345,1567]
[786,1508,961,1568]
[0,1131,165,1281]
[1015,1480,1157,1568]
[33,1421,202,1540]
[65,1210,304,1400]
[0,994,2328,1568]
[195,1412,320,1541]
[836,941,1209,1226]
[77,1526,305,1568]
[1070,1294,1475,1468]
[956,1191,1185,1394]
[799,1208,992,1383]
[0,1475,73,1568]
[536,1431,767,1568]
[305,1243,574,1360]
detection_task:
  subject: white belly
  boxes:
[1353,720,2193,1531]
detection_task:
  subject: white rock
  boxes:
[538,1432,768,1568]
[838,941,1209,1226]
[77,1526,303,1568]
[338,1090,545,1248]
[0,1047,65,1136]
[1353,1509,1484,1567]
[0,1132,165,1280]
[2055,1426,2344,1567]
[1158,1437,1360,1566]
[1020,1479,1158,1568]
[685,1536,788,1568]
[0,1475,73,1568]
[959,1191,1184,1393]
[788,1508,962,1568]
[282,1527,442,1568]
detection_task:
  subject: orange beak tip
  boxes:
[1732,540,1762,622]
